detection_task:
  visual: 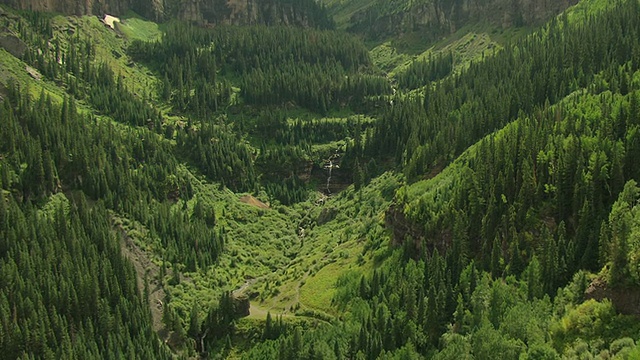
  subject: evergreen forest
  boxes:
[2,0,640,358]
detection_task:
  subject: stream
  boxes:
[324,154,340,194]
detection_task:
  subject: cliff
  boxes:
[343,0,578,40]
[174,0,330,28]
[0,0,132,17]
[0,0,331,28]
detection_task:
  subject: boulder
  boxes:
[25,65,41,80]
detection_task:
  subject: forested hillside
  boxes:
[2,0,640,359]
[0,87,172,359]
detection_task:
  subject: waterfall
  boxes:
[326,160,332,194]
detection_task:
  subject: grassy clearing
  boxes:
[299,260,350,314]
[116,12,162,42]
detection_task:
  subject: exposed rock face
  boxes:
[231,293,250,318]
[0,33,27,58]
[347,0,579,40]
[586,277,640,318]
[179,0,313,26]
[0,0,327,27]
[0,0,132,17]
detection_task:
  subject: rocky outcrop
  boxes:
[347,0,578,40]
[0,33,27,58]
[0,0,329,27]
[586,276,640,318]
[230,293,250,318]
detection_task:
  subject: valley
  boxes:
[1,0,640,359]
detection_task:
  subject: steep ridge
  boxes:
[0,0,331,27]
[327,0,577,40]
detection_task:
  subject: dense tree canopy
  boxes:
[3,0,640,358]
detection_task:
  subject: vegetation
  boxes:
[2,0,640,359]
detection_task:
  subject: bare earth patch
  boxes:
[239,195,270,209]
[102,15,120,30]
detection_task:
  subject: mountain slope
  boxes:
[246,0,640,357]
[325,0,577,40]
[2,0,640,359]
[0,4,387,357]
